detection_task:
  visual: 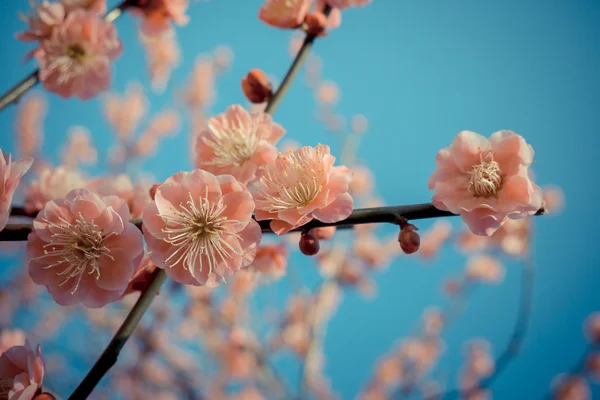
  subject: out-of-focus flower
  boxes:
[17,1,65,44]
[27,188,144,307]
[181,57,215,109]
[542,185,565,214]
[250,243,288,280]
[0,340,44,400]
[428,130,542,236]
[552,375,591,400]
[61,0,107,14]
[0,153,34,231]
[312,226,336,240]
[143,170,262,287]
[213,45,234,71]
[16,94,47,160]
[242,69,273,104]
[24,166,86,214]
[140,29,181,93]
[253,144,353,234]
[36,10,123,99]
[324,0,372,9]
[586,352,600,382]
[61,126,97,167]
[258,0,311,29]
[0,330,26,354]
[465,255,504,283]
[351,114,369,134]
[456,228,489,254]
[103,83,148,141]
[419,220,452,259]
[132,0,189,36]
[349,165,374,197]
[195,105,285,185]
[585,312,600,344]
[316,81,339,105]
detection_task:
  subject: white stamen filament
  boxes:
[31,212,115,294]
[202,115,262,168]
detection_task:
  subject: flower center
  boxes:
[202,121,261,168]
[159,190,243,281]
[31,213,114,294]
[67,43,86,63]
[468,152,502,197]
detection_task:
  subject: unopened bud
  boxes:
[398,223,420,254]
[149,183,161,200]
[241,69,272,103]
[303,12,328,37]
[299,231,320,256]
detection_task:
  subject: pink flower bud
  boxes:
[299,231,320,256]
[241,69,273,103]
[398,224,420,254]
[303,12,328,36]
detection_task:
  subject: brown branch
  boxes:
[0,0,132,112]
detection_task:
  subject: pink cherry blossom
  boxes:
[250,243,288,280]
[16,94,47,160]
[140,29,181,93]
[181,58,215,109]
[103,83,148,141]
[86,174,151,218]
[194,105,286,185]
[252,144,354,235]
[0,330,26,354]
[27,188,144,307]
[61,0,107,14]
[0,153,34,231]
[542,184,565,214]
[61,126,97,167]
[419,220,452,259]
[17,1,65,46]
[428,130,542,236]
[258,0,311,29]
[132,0,189,37]
[142,169,262,287]
[324,0,372,10]
[0,340,44,400]
[36,10,123,99]
[465,255,504,284]
[24,166,86,215]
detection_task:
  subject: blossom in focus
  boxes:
[253,144,353,235]
[465,255,504,283]
[143,169,262,287]
[324,0,372,9]
[0,340,44,400]
[428,130,542,236]
[258,0,311,29]
[36,10,122,99]
[17,1,65,46]
[194,105,286,185]
[24,166,86,214]
[61,0,107,14]
[140,29,181,93]
[132,0,189,36]
[250,243,288,280]
[0,153,34,231]
[27,188,144,307]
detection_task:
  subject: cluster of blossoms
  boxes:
[0,334,47,400]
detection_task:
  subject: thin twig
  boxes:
[0,0,132,112]
[68,268,168,399]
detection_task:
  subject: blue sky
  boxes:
[1,0,600,398]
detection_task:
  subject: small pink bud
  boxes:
[149,183,161,201]
[241,69,273,103]
[398,223,420,254]
[299,231,320,256]
[303,12,328,36]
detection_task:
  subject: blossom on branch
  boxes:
[0,339,45,400]
[131,0,189,37]
[428,130,542,236]
[258,0,311,29]
[0,152,34,232]
[27,188,144,307]
[194,105,286,185]
[17,1,65,44]
[143,169,262,287]
[24,166,86,215]
[252,144,354,235]
[36,10,122,99]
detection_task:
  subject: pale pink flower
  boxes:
[493,217,530,257]
[103,83,148,141]
[142,169,262,287]
[543,185,565,214]
[456,229,489,254]
[230,387,265,400]
[140,29,181,93]
[61,0,107,14]
[354,232,392,269]
[61,126,97,167]
[313,226,336,240]
[374,356,403,386]
[428,130,542,236]
[419,220,452,259]
[316,81,339,105]
[0,330,26,354]
[132,0,189,36]
[324,0,372,10]
[86,175,151,218]
[258,0,311,29]
[465,255,504,283]
[349,166,374,196]
[0,153,34,231]
[250,243,288,280]
[181,58,215,109]
[145,109,180,138]
[288,33,304,57]
[17,1,66,43]
[24,166,85,214]
[36,10,123,99]
[351,114,369,134]
[252,144,353,234]
[0,340,44,400]
[16,94,47,160]
[194,105,286,185]
[552,375,591,400]
[212,45,234,72]
[27,188,144,307]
